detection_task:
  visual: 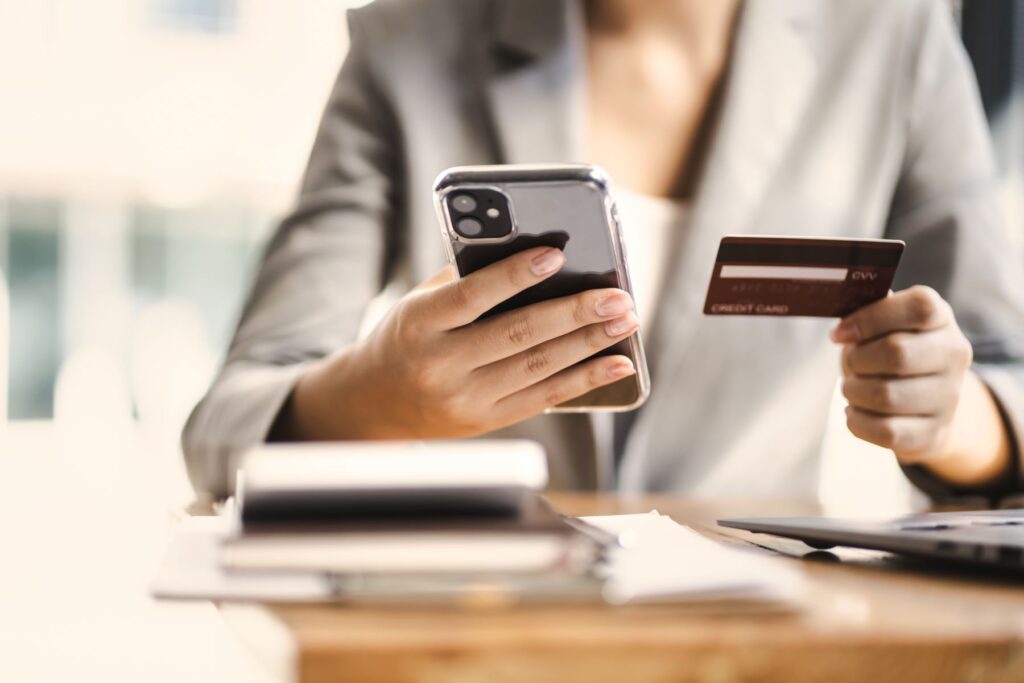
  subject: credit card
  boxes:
[703,235,905,317]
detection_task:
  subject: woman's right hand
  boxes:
[282,246,639,440]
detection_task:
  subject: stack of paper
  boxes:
[582,511,804,606]
[224,441,600,577]
[223,496,599,576]
[151,438,802,607]
[153,509,803,608]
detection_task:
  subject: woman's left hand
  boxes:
[830,285,974,463]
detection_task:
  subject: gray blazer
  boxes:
[183,0,1024,500]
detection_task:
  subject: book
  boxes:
[236,440,549,526]
[222,495,601,575]
[222,440,604,576]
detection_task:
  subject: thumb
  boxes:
[413,264,458,293]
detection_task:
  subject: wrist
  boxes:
[917,371,1012,488]
[285,342,389,441]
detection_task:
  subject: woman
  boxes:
[184,0,1024,500]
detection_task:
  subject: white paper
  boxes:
[581,511,804,605]
[150,516,335,602]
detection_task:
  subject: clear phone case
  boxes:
[433,164,650,411]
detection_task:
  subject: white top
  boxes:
[590,189,689,490]
[614,187,690,332]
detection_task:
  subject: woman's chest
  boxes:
[584,39,726,198]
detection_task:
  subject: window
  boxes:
[2,199,62,419]
[149,0,238,34]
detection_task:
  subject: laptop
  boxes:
[719,509,1024,570]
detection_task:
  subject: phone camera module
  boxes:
[446,188,513,241]
[451,194,477,213]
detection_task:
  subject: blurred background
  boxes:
[0,2,361,680]
[1,0,1022,504]
[0,0,363,497]
[1,1,1022,680]
[0,0,1021,503]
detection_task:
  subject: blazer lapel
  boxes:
[645,0,820,376]
[484,0,585,164]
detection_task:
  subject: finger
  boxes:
[413,264,458,292]
[493,355,637,424]
[422,247,565,329]
[454,288,634,365]
[845,406,943,456]
[841,375,957,417]
[831,285,952,343]
[473,312,640,397]
[842,329,968,377]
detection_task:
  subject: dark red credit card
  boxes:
[703,235,905,318]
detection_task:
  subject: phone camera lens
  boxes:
[451,194,477,213]
[456,217,483,236]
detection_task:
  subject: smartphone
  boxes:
[433,164,650,411]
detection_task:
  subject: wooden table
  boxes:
[222,493,1024,683]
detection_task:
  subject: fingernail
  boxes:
[595,292,633,317]
[605,312,639,337]
[529,249,564,276]
[607,360,636,379]
[831,320,859,343]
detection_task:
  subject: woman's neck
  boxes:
[586,0,740,70]
[583,0,741,198]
